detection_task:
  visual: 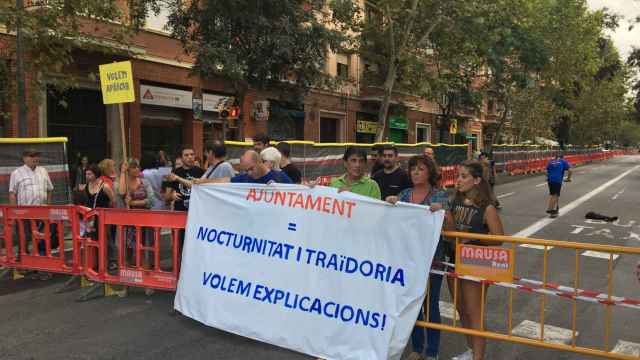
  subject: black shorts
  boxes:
[548,181,562,196]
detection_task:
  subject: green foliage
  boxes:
[168,0,357,98]
[0,0,158,102]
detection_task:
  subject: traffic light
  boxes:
[220,102,240,120]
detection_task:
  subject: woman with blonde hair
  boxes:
[114,158,156,295]
[98,158,117,188]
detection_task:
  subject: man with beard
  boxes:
[372,144,412,201]
[165,147,205,212]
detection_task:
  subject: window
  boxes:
[320,117,340,142]
[336,53,350,79]
[145,5,171,33]
[487,98,495,114]
[416,123,431,143]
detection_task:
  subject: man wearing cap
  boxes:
[9,149,56,279]
[9,149,53,206]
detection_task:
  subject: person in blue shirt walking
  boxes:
[546,152,572,217]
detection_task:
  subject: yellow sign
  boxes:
[456,244,514,282]
[449,119,458,134]
[99,61,135,104]
[357,120,378,134]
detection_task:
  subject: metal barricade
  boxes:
[417,231,640,360]
[0,205,87,275]
[83,208,187,291]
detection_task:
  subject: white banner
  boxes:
[175,184,444,360]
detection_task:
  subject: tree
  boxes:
[476,0,548,152]
[167,0,357,140]
[532,0,616,147]
[358,0,457,142]
[509,86,558,143]
[0,0,159,135]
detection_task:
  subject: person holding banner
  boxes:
[386,155,453,360]
[230,150,292,184]
[330,146,381,199]
[447,161,504,360]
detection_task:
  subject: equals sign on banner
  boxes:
[288,223,297,231]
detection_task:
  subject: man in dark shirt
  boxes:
[372,144,412,201]
[370,144,385,175]
[276,142,302,184]
[231,150,293,184]
[253,133,271,153]
[165,147,205,212]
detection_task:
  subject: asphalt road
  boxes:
[1,156,639,360]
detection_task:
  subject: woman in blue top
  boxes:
[386,155,453,360]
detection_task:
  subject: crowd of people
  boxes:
[11,134,575,360]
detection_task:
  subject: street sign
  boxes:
[449,119,458,134]
[98,61,135,104]
[356,120,378,134]
[192,97,203,120]
[252,100,270,121]
[456,244,514,282]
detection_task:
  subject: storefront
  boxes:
[268,101,305,141]
[46,86,107,166]
[139,84,191,161]
[388,116,408,143]
[468,120,483,151]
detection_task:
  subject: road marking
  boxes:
[613,340,640,356]
[536,183,547,188]
[582,251,620,261]
[497,192,515,199]
[511,320,577,345]
[612,187,626,200]
[519,244,555,250]
[514,165,640,238]
[439,301,459,320]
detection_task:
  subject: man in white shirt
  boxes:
[9,148,53,206]
[9,149,56,276]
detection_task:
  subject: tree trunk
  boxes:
[375,64,397,142]
[439,116,450,144]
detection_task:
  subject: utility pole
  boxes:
[16,0,28,137]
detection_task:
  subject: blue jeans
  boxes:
[412,273,443,357]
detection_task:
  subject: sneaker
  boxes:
[407,352,425,360]
[451,349,472,360]
[426,356,439,360]
[546,209,553,214]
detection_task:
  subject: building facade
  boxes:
[1,5,499,165]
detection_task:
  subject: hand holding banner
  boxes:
[175,184,444,360]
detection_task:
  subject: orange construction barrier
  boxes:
[0,205,87,275]
[83,208,187,291]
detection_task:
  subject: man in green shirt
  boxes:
[330,146,381,200]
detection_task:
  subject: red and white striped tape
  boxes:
[430,262,640,311]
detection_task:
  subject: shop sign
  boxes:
[252,100,270,121]
[140,84,192,109]
[192,97,203,120]
[470,121,482,133]
[203,93,234,112]
[99,61,135,104]
[389,116,408,130]
[449,119,458,134]
[456,244,514,282]
[356,120,378,134]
